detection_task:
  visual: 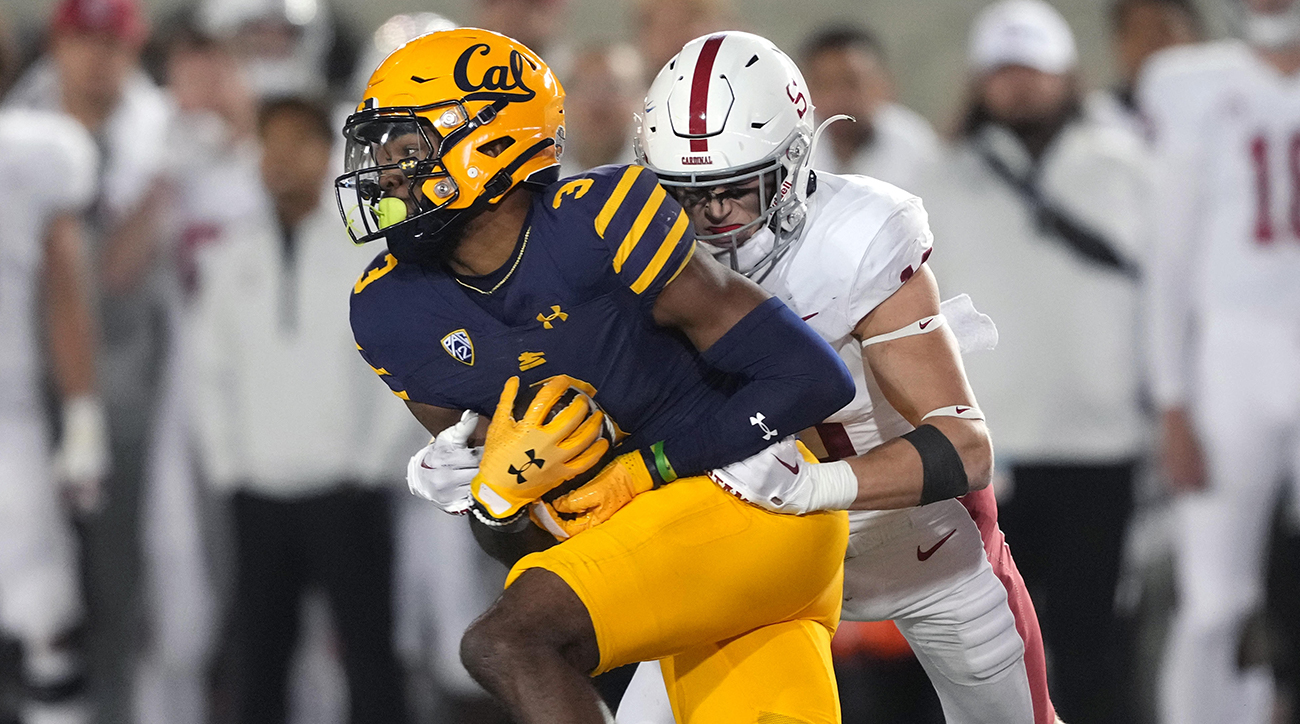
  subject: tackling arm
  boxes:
[842,264,993,509]
[405,400,467,437]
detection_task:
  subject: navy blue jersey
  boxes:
[350,164,737,452]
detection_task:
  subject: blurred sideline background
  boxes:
[5,0,1225,126]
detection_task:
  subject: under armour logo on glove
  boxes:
[749,412,778,440]
[508,449,546,484]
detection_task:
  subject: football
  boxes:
[511,380,617,444]
[511,379,619,499]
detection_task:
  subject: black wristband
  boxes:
[901,424,970,505]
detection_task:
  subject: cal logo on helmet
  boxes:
[453,43,538,103]
[441,329,475,366]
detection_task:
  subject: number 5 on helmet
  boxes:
[470,376,610,525]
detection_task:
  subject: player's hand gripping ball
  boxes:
[470,376,611,525]
[538,451,657,539]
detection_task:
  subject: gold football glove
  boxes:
[546,451,657,537]
[470,376,610,524]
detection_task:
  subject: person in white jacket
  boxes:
[919,2,1151,722]
[191,97,410,724]
[1139,1,1300,722]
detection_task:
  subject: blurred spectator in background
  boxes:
[634,0,732,82]
[1139,0,1300,721]
[2,0,173,720]
[1089,0,1201,135]
[132,15,266,724]
[0,105,104,724]
[559,43,641,177]
[475,0,567,68]
[920,2,1150,723]
[802,24,939,192]
[190,97,406,724]
[199,0,334,100]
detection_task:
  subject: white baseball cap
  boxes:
[968,0,1078,75]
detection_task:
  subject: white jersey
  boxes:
[1139,40,1300,407]
[809,103,941,193]
[624,170,1043,724]
[736,171,932,540]
[0,109,98,411]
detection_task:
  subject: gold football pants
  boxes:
[508,474,848,723]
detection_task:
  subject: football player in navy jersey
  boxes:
[338,29,855,724]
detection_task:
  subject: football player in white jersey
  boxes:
[0,107,106,724]
[1139,2,1300,722]
[618,30,1057,724]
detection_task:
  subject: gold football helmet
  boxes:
[335,28,565,260]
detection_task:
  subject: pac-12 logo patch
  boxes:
[441,329,475,366]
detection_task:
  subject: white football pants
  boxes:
[616,499,1035,724]
[0,409,84,649]
[1159,311,1299,724]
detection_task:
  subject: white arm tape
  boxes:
[859,295,999,354]
[921,405,985,421]
[861,314,946,347]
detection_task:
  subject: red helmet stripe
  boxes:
[688,34,726,153]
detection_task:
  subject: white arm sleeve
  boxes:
[1138,61,1208,409]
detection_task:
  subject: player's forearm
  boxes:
[654,298,855,481]
[842,419,992,510]
[44,214,98,399]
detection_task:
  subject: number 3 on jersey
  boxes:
[354,253,398,294]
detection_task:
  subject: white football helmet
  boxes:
[1232,0,1300,49]
[635,31,846,280]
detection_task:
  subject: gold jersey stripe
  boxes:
[594,166,644,238]
[613,184,667,273]
[663,240,697,288]
[631,211,690,294]
[394,389,410,400]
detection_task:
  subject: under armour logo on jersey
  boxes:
[507,449,546,484]
[750,412,778,440]
[537,306,568,329]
